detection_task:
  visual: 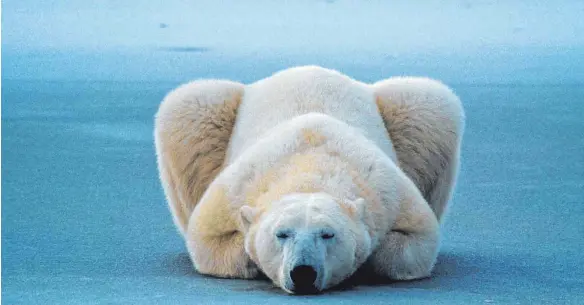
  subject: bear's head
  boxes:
[239,192,372,294]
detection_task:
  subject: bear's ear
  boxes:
[239,205,259,232]
[349,198,366,219]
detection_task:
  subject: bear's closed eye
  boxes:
[321,233,335,239]
[276,232,290,239]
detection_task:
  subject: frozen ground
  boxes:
[2,56,584,304]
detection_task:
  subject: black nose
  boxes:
[290,265,318,294]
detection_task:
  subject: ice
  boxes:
[2,1,584,304]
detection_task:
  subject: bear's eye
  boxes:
[276,231,290,239]
[321,232,335,240]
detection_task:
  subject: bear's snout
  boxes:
[290,265,318,294]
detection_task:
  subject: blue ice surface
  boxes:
[2,46,584,305]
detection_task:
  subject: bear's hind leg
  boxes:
[373,78,464,221]
[154,80,243,235]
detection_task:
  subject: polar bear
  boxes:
[154,66,464,294]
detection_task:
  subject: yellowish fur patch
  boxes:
[194,185,239,237]
[301,128,326,146]
[246,152,323,210]
[242,147,383,239]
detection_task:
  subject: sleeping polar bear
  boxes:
[154,66,464,294]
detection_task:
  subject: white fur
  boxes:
[226,66,398,163]
[154,66,464,293]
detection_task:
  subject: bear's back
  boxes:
[226,66,395,163]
